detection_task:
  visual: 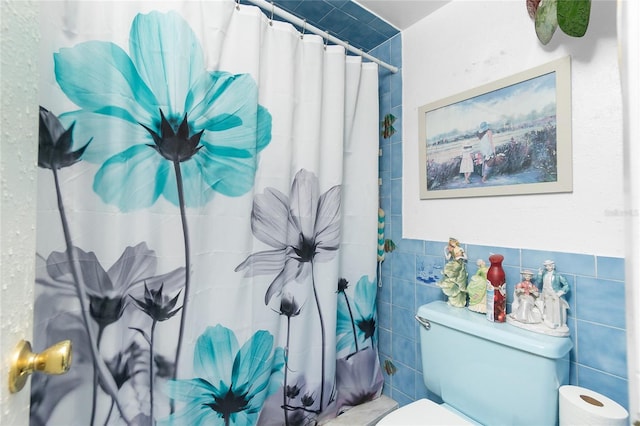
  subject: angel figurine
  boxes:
[508,261,570,337]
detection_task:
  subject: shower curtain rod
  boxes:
[241,0,399,73]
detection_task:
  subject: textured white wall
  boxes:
[619,0,640,420]
[402,0,624,257]
[0,1,40,424]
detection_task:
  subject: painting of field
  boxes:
[426,122,558,190]
[424,71,559,191]
[419,57,572,199]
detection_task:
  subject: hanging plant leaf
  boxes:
[526,0,542,19]
[535,0,558,45]
[557,0,591,37]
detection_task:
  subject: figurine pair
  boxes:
[508,260,570,336]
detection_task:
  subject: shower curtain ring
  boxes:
[300,19,306,39]
[269,2,274,26]
[324,32,330,50]
[235,0,240,10]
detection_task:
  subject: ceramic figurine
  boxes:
[535,260,570,332]
[467,259,488,313]
[509,260,570,336]
[437,238,468,307]
[509,270,542,324]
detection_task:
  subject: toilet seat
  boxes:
[376,399,474,426]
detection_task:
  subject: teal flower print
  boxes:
[162,325,285,426]
[337,276,378,353]
[53,10,272,210]
[335,280,383,413]
[52,10,273,387]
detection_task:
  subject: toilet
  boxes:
[378,301,573,426]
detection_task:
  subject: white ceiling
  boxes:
[355,0,451,30]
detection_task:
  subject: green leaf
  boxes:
[535,0,558,45]
[558,0,591,37]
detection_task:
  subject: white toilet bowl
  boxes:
[376,399,475,426]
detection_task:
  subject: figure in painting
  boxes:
[437,238,468,308]
[459,144,474,184]
[509,270,542,324]
[477,122,495,183]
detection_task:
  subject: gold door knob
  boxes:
[8,339,72,393]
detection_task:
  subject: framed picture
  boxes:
[419,56,572,200]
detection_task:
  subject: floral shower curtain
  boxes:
[32,1,382,425]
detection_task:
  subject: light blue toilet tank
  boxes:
[417,301,573,426]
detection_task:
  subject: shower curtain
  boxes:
[31,1,382,425]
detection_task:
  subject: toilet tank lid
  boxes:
[417,301,573,359]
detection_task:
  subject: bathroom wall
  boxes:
[0,1,40,424]
[402,0,623,258]
[370,0,629,412]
